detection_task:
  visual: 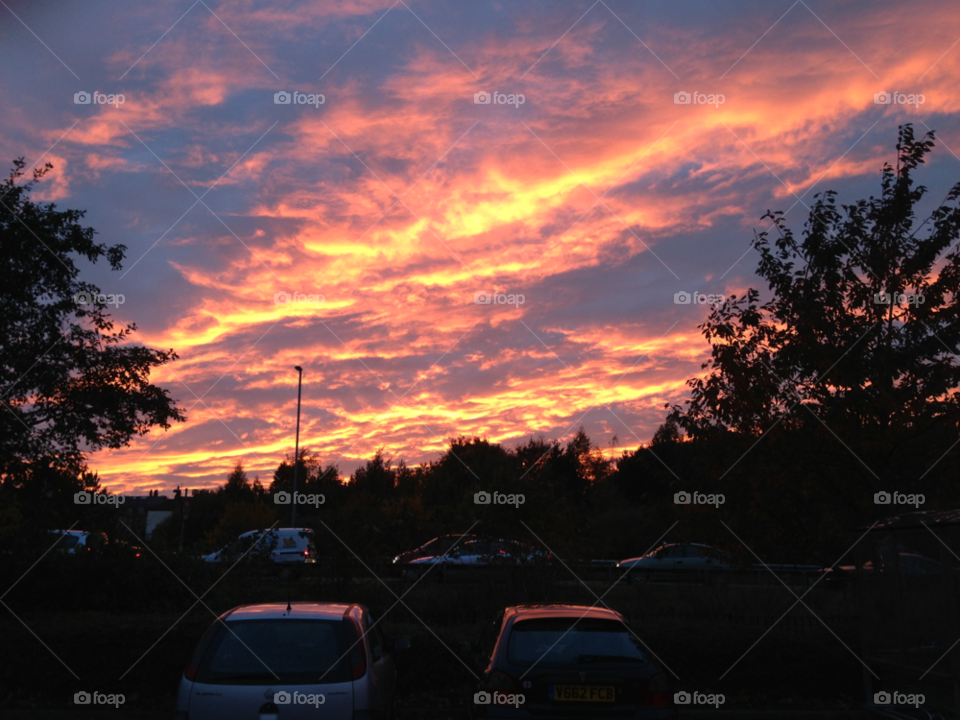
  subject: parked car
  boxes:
[47,529,107,554]
[616,543,734,574]
[821,551,947,585]
[105,537,144,558]
[174,602,410,719]
[202,528,316,564]
[405,539,548,578]
[617,543,819,580]
[471,604,675,718]
[392,533,477,564]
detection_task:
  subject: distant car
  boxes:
[202,528,316,564]
[616,543,734,574]
[174,602,410,720]
[471,604,675,718]
[392,533,477,564]
[47,529,107,554]
[407,539,547,575]
[617,543,818,579]
[822,551,946,583]
[106,537,144,558]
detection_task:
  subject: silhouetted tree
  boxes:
[221,461,252,504]
[349,448,396,496]
[667,125,960,559]
[0,159,184,486]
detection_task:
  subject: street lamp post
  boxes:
[291,365,303,527]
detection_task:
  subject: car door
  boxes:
[276,531,304,563]
[460,541,489,566]
[681,545,707,570]
[256,530,280,562]
[664,544,688,570]
[438,537,466,563]
[668,544,690,570]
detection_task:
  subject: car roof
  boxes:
[222,602,356,621]
[504,604,625,622]
[642,542,722,554]
[237,527,313,539]
[420,533,473,545]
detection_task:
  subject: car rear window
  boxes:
[508,618,650,667]
[194,619,352,684]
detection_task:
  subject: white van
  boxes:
[203,528,316,564]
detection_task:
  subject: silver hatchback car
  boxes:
[174,602,409,719]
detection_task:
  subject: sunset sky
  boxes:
[3,0,959,494]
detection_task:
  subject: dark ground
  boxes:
[0,566,871,716]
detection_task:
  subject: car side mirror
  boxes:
[394,636,411,652]
[458,641,472,653]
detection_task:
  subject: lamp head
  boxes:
[294,366,303,372]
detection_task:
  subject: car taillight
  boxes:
[486,671,517,692]
[641,672,671,707]
[184,664,198,681]
[347,616,367,680]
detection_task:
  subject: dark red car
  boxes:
[471,604,676,719]
[392,534,476,565]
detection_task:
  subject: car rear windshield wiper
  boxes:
[577,654,646,664]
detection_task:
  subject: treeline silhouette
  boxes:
[3,125,960,568]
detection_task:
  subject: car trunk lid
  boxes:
[187,680,352,719]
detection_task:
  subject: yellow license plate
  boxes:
[549,685,616,702]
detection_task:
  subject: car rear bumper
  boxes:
[472,705,677,719]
